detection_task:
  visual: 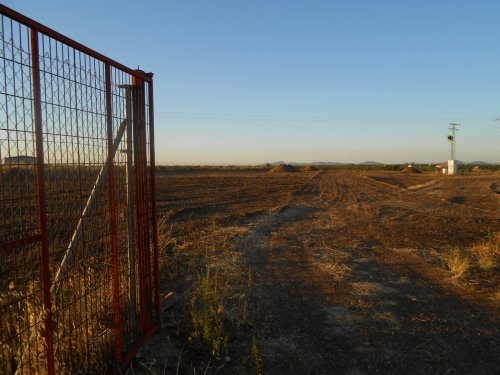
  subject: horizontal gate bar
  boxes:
[0,235,42,251]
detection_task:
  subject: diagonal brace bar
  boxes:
[50,118,128,298]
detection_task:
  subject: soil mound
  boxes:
[401,165,422,174]
[301,165,318,172]
[269,164,298,173]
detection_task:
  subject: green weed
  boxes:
[190,268,228,356]
[251,335,263,375]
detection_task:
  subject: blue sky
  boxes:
[4,0,500,164]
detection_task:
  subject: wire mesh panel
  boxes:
[0,5,159,374]
[0,14,47,375]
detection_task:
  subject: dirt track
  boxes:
[139,170,500,374]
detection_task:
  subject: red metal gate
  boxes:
[0,5,160,374]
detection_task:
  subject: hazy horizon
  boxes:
[6,1,500,165]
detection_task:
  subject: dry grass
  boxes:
[440,231,499,284]
[444,248,471,280]
[492,289,500,304]
[309,245,352,281]
[0,281,45,375]
[316,262,351,280]
[0,276,113,375]
[472,231,499,270]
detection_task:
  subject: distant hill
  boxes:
[358,161,383,165]
[469,161,491,165]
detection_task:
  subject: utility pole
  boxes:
[447,123,461,175]
[448,123,461,160]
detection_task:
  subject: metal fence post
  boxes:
[30,27,55,375]
[105,63,123,364]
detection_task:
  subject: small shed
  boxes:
[435,162,448,174]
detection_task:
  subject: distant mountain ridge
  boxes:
[266,160,497,167]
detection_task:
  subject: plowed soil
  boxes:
[137,170,500,374]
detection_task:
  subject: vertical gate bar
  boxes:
[31,27,55,375]
[123,85,137,329]
[105,63,123,363]
[147,76,161,322]
[133,73,151,333]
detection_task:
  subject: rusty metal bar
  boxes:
[106,62,123,364]
[0,4,152,82]
[31,27,55,375]
[133,73,152,333]
[122,84,138,331]
[147,77,161,322]
[0,235,42,251]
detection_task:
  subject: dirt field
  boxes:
[132,170,500,375]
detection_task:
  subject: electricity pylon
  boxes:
[448,123,461,160]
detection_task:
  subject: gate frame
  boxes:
[0,4,160,374]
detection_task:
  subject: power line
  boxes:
[156,112,495,123]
